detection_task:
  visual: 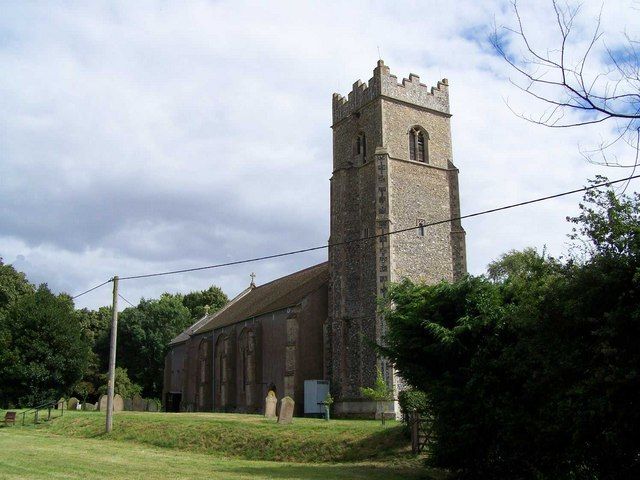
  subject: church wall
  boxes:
[294,283,328,415]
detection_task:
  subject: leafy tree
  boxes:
[75,306,112,400]
[0,257,34,312]
[0,285,91,407]
[182,285,228,320]
[97,367,142,399]
[117,294,192,397]
[381,185,640,479]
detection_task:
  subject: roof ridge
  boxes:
[250,261,328,290]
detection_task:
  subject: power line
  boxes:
[72,278,112,299]
[115,174,640,282]
[118,293,136,308]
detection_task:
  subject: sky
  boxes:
[1,0,639,310]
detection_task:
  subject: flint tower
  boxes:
[327,60,467,417]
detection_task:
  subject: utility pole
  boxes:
[106,276,119,433]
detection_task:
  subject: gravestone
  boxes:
[264,391,277,418]
[68,397,80,411]
[132,395,146,412]
[98,395,108,412]
[82,402,96,411]
[113,394,124,412]
[57,397,66,410]
[124,398,133,411]
[147,400,158,412]
[277,396,295,425]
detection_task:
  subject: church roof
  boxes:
[169,262,328,344]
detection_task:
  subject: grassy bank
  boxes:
[0,428,437,480]
[24,411,415,464]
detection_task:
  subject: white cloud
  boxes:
[0,0,638,309]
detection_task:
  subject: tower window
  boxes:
[356,132,367,163]
[417,219,426,237]
[409,128,428,163]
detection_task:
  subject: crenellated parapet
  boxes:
[332,60,450,125]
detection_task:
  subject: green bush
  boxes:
[397,389,428,426]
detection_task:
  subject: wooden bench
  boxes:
[4,411,16,426]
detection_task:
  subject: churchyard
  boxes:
[0,410,440,479]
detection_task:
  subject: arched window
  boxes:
[355,132,367,163]
[409,127,428,163]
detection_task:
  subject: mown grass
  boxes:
[0,411,445,479]
[28,411,416,463]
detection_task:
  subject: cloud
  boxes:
[0,0,638,309]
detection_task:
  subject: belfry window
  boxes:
[409,128,428,163]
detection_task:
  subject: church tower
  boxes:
[327,60,466,416]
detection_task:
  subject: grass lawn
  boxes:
[0,411,443,479]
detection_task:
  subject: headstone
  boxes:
[132,394,146,412]
[57,397,66,410]
[147,400,158,412]
[264,391,277,418]
[113,394,124,412]
[277,396,295,425]
[68,397,80,411]
[124,398,133,411]
[98,395,108,412]
[82,402,96,411]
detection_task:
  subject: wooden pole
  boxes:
[106,276,119,433]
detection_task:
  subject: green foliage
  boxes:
[360,368,393,402]
[0,285,91,407]
[97,367,142,398]
[381,185,640,479]
[397,389,428,425]
[117,293,192,397]
[0,258,34,312]
[182,285,228,320]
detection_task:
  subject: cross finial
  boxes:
[250,272,256,287]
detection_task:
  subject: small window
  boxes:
[409,128,428,163]
[417,219,426,237]
[356,132,367,163]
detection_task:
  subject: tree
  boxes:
[381,185,640,478]
[0,257,34,312]
[96,367,142,399]
[182,285,228,321]
[117,293,192,398]
[492,1,640,169]
[0,285,91,407]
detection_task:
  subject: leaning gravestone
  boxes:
[264,391,277,418]
[113,394,124,412]
[82,402,96,411]
[98,395,108,412]
[132,395,146,412]
[124,398,133,411]
[57,397,66,410]
[68,397,80,411]
[277,396,295,425]
[147,400,158,412]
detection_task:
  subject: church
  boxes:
[163,60,467,417]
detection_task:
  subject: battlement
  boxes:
[332,60,450,125]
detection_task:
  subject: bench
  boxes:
[4,411,16,426]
